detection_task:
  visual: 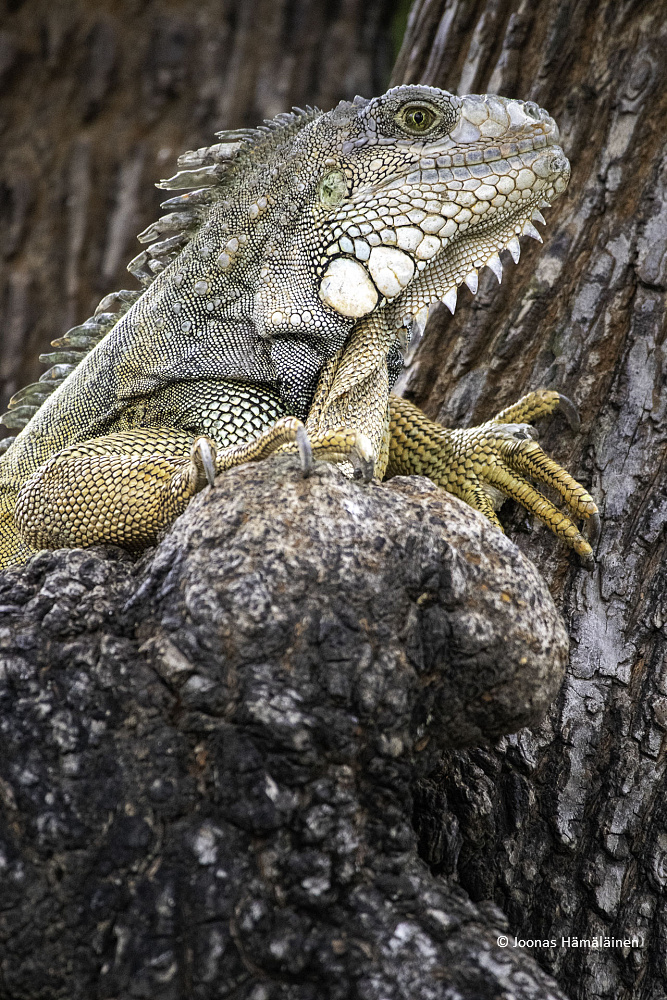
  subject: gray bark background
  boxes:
[392,3,667,999]
[0,460,573,999]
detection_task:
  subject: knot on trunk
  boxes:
[0,457,569,998]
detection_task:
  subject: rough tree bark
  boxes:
[0,459,572,999]
[0,0,402,421]
[392,3,667,999]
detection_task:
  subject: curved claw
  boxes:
[585,510,601,544]
[557,393,581,433]
[296,425,313,478]
[193,437,217,487]
[579,548,595,571]
[350,433,375,483]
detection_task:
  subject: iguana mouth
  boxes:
[387,138,570,330]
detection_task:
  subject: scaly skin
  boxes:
[386,394,599,563]
[0,85,598,567]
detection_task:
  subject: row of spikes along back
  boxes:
[0,107,319,456]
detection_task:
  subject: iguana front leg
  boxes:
[303,312,394,477]
[386,391,600,564]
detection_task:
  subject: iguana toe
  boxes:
[493,389,581,432]
[386,394,598,565]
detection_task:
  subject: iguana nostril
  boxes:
[532,149,569,179]
[550,152,569,173]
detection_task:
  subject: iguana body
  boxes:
[0,86,598,568]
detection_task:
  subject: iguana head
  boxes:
[239,84,569,408]
[311,85,569,327]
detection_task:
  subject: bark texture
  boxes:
[0,0,400,422]
[0,459,569,998]
[392,3,667,999]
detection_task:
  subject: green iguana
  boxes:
[0,85,599,569]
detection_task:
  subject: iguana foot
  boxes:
[293,428,375,482]
[214,416,312,477]
[215,416,374,481]
[387,391,599,566]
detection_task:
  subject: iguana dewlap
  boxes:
[0,85,598,569]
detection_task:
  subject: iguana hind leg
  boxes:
[386,391,599,564]
[15,428,217,552]
[13,417,374,554]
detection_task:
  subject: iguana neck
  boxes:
[135,152,357,418]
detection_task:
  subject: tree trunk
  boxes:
[393,3,667,999]
[0,0,401,422]
[0,460,573,1000]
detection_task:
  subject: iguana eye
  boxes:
[399,104,438,133]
